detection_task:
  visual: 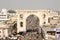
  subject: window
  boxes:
[20,22,23,27]
[48,18,50,23]
[51,17,53,19]
[20,14,23,18]
[43,14,46,18]
[47,31,55,35]
[44,22,46,24]
[0,31,1,33]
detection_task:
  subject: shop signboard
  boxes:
[56,28,60,40]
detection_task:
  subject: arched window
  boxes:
[20,22,23,27]
[44,22,46,24]
[20,14,23,18]
[48,18,50,23]
[43,14,46,18]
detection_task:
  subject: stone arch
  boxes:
[26,14,40,30]
[26,14,44,40]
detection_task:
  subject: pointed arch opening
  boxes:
[26,15,40,31]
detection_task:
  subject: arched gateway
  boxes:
[26,15,40,31]
[17,10,49,33]
[16,10,49,40]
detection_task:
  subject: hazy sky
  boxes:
[0,0,60,10]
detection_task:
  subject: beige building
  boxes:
[0,24,9,38]
[16,10,59,33]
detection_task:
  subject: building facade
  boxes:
[16,10,59,33]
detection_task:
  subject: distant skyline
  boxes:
[0,0,60,10]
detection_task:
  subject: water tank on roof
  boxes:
[1,9,7,14]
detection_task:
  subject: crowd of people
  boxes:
[17,32,44,40]
[0,31,45,40]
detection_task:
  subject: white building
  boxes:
[0,9,10,38]
[0,9,10,20]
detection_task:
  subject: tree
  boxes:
[7,10,16,13]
